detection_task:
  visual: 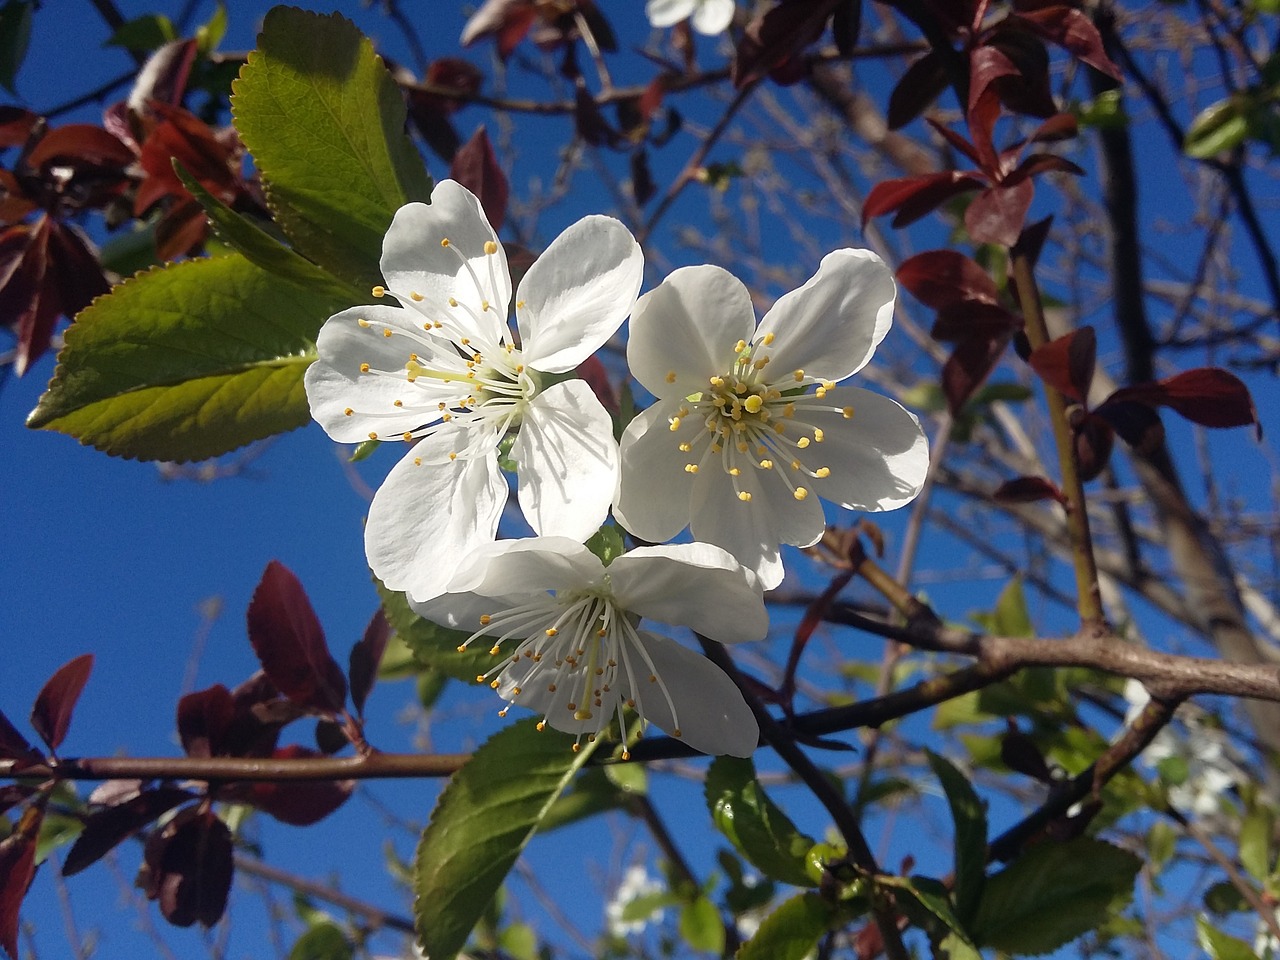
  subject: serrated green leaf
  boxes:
[926,751,987,925]
[288,922,351,960]
[0,1,32,93]
[971,838,1141,955]
[936,931,983,960]
[736,892,833,960]
[231,7,432,288]
[175,161,362,305]
[680,895,725,954]
[706,757,816,888]
[27,253,344,461]
[878,875,973,945]
[414,719,599,960]
[604,761,647,795]
[539,766,632,832]
[376,581,494,683]
[1196,915,1259,960]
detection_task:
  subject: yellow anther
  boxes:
[709,376,725,388]
[822,379,836,391]
[794,487,809,501]
[621,749,631,761]
[734,339,747,353]
[410,291,423,301]
[413,457,422,466]
[753,357,769,370]
[402,431,413,441]
[343,407,353,416]
[816,466,830,478]
[783,402,796,418]
[368,431,378,440]
[685,464,699,473]
[669,417,682,432]
[372,285,385,297]
[761,331,776,345]
[572,743,582,753]
[441,238,451,248]
[793,369,805,382]
[760,458,774,469]
[744,395,764,414]
[515,364,525,374]
[460,337,471,346]
[359,363,370,373]
[474,673,485,682]
[512,686,522,695]
[489,645,501,656]
[357,318,370,328]
[774,423,787,434]
[738,491,752,502]
[813,428,825,443]
[547,683,557,692]
[797,437,811,449]
[736,441,749,453]
[665,370,677,384]
[449,451,458,461]
[490,679,500,689]
[729,467,741,477]
[484,240,498,254]
[480,300,490,312]
[536,721,547,731]
[448,297,458,307]
[545,628,559,637]
[383,328,393,338]
[678,442,692,452]
[816,386,828,399]
[597,629,607,638]
[516,300,526,309]
[673,728,682,737]
[480,614,492,625]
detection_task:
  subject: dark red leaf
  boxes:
[243,746,354,826]
[862,171,983,227]
[30,653,93,752]
[993,475,1067,505]
[1092,399,1164,453]
[985,30,1056,119]
[942,334,1010,414]
[1027,326,1096,403]
[1007,152,1085,184]
[1074,412,1115,481]
[134,103,240,216]
[348,610,390,718]
[888,51,950,130]
[177,685,237,759]
[1030,112,1078,143]
[630,147,656,207]
[139,807,233,928]
[450,127,509,232]
[247,562,347,715]
[576,353,618,415]
[0,805,41,959]
[639,76,667,123]
[153,196,209,260]
[965,179,1034,247]
[313,719,349,755]
[408,100,462,163]
[1001,719,1055,780]
[898,250,1000,309]
[832,0,862,57]
[1103,368,1259,432]
[1011,215,1053,269]
[0,709,37,764]
[26,124,134,173]
[0,217,54,376]
[422,58,484,116]
[731,0,840,89]
[62,787,195,877]
[0,107,37,149]
[925,118,983,167]
[1010,7,1122,80]
[931,301,1022,341]
[0,170,36,223]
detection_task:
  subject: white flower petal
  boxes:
[753,462,827,549]
[364,432,507,603]
[443,536,603,597]
[517,216,643,373]
[691,0,735,34]
[755,249,896,382]
[380,181,510,344]
[625,631,758,757]
[613,399,700,544]
[411,590,515,633]
[626,265,756,397]
[802,386,929,511]
[645,0,696,28]
[499,665,623,739]
[513,380,619,539]
[689,461,786,590]
[610,543,767,643]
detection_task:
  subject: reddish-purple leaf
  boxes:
[985,30,1056,119]
[243,746,354,826]
[62,787,195,877]
[993,475,1067,505]
[1075,412,1115,481]
[139,808,234,929]
[931,302,1023,341]
[898,250,1001,309]
[0,805,41,960]
[925,118,983,168]
[46,220,109,319]
[969,44,1020,157]
[1007,152,1085,184]
[1030,112,1078,143]
[348,610,390,719]
[1103,368,1259,432]
[313,718,349,755]
[177,685,237,759]
[25,124,134,175]
[422,57,484,116]
[1093,399,1165,453]
[965,179,1034,247]
[573,84,618,148]
[630,147,656,207]
[450,127,508,231]
[1010,6,1122,80]
[0,709,37,764]
[862,171,983,227]
[942,334,1011,414]
[30,653,93,753]
[1027,326,1096,403]
[1011,215,1053,269]
[0,107,37,149]
[888,51,950,130]
[247,562,347,715]
[731,0,840,88]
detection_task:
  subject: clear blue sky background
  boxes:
[3,2,1277,958]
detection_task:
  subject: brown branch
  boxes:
[0,752,469,782]
[234,855,416,935]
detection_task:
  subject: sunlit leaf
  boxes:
[705,756,815,888]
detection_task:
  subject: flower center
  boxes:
[458,582,680,758]
[665,334,855,505]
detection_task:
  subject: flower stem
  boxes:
[1010,249,1106,630]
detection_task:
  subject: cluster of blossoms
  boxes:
[305,180,928,757]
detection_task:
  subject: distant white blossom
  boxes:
[646,0,735,35]
[606,865,666,936]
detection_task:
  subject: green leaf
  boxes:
[0,1,31,93]
[926,751,987,925]
[877,875,972,945]
[736,892,833,960]
[973,577,1033,638]
[376,582,495,683]
[1239,807,1273,882]
[706,756,816,888]
[105,13,175,52]
[680,895,725,954]
[497,922,538,960]
[196,3,228,55]
[1196,916,1260,960]
[27,254,345,461]
[1203,880,1250,916]
[175,162,363,305]
[414,719,599,960]
[585,524,626,566]
[539,767,632,832]
[1185,98,1250,158]
[971,838,1141,955]
[288,922,352,960]
[231,7,432,288]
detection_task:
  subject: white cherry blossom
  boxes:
[646,0,735,35]
[614,252,929,589]
[414,537,765,757]
[305,181,643,603]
